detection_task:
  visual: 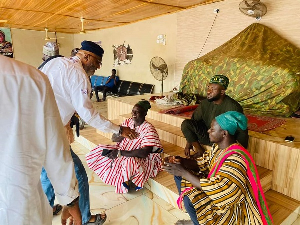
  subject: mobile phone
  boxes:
[285,136,295,143]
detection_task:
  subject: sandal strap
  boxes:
[85,213,107,225]
[52,204,62,216]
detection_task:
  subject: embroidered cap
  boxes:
[80,40,104,58]
[215,111,247,135]
[209,75,229,89]
[43,42,59,57]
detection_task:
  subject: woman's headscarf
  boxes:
[136,100,151,112]
[215,111,247,135]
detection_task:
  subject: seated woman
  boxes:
[86,100,163,193]
[163,111,272,225]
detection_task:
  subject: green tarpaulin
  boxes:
[180,23,300,117]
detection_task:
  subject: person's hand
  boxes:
[190,151,202,159]
[184,144,194,158]
[108,149,118,159]
[163,155,181,164]
[162,162,187,177]
[120,126,138,140]
[61,200,82,225]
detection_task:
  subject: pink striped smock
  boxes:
[86,118,163,193]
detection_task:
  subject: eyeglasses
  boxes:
[88,54,102,67]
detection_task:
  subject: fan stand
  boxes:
[161,77,164,96]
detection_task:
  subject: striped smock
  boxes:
[86,118,162,193]
[181,144,264,224]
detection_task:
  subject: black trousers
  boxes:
[181,119,211,145]
[94,85,112,100]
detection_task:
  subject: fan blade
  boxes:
[251,3,261,10]
[151,62,160,70]
[241,7,253,10]
[244,0,252,8]
[158,63,167,71]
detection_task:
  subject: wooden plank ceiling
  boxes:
[0,0,223,33]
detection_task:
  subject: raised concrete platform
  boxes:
[106,94,300,203]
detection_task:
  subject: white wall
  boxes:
[11,28,74,68]
[73,13,177,94]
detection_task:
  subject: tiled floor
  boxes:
[52,142,189,225]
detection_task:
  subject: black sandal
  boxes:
[53,204,62,216]
[85,213,107,225]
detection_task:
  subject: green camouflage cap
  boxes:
[209,75,229,89]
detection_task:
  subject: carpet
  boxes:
[159,105,198,115]
[246,114,286,132]
[159,105,286,132]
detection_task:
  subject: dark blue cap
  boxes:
[80,40,104,58]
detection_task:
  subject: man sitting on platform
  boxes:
[86,100,163,194]
[94,69,119,102]
[163,111,272,225]
[181,75,248,158]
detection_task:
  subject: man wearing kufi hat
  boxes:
[42,41,60,61]
[181,75,248,158]
[39,40,137,225]
[38,42,63,70]
[163,111,272,225]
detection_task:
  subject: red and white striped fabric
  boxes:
[86,118,163,193]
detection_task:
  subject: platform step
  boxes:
[77,126,272,193]
[76,126,114,150]
[95,119,119,139]
[78,124,185,156]
[265,190,300,225]
[119,113,186,148]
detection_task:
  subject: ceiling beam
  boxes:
[0,7,129,24]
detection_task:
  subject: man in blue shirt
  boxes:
[95,69,119,102]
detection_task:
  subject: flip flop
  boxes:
[53,204,63,216]
[85,213,107,225]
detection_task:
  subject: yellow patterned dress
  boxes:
[180,144,266,225]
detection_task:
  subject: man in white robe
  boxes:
[40,40,138,224]
[0,55,81,225]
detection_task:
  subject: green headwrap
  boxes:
[136,100,151,112]
[215,111,247,135]
[209,75,229,89]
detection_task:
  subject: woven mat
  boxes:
[246,114,286,132]
[159,106,286,132]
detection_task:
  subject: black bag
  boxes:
[101,149,113,156]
